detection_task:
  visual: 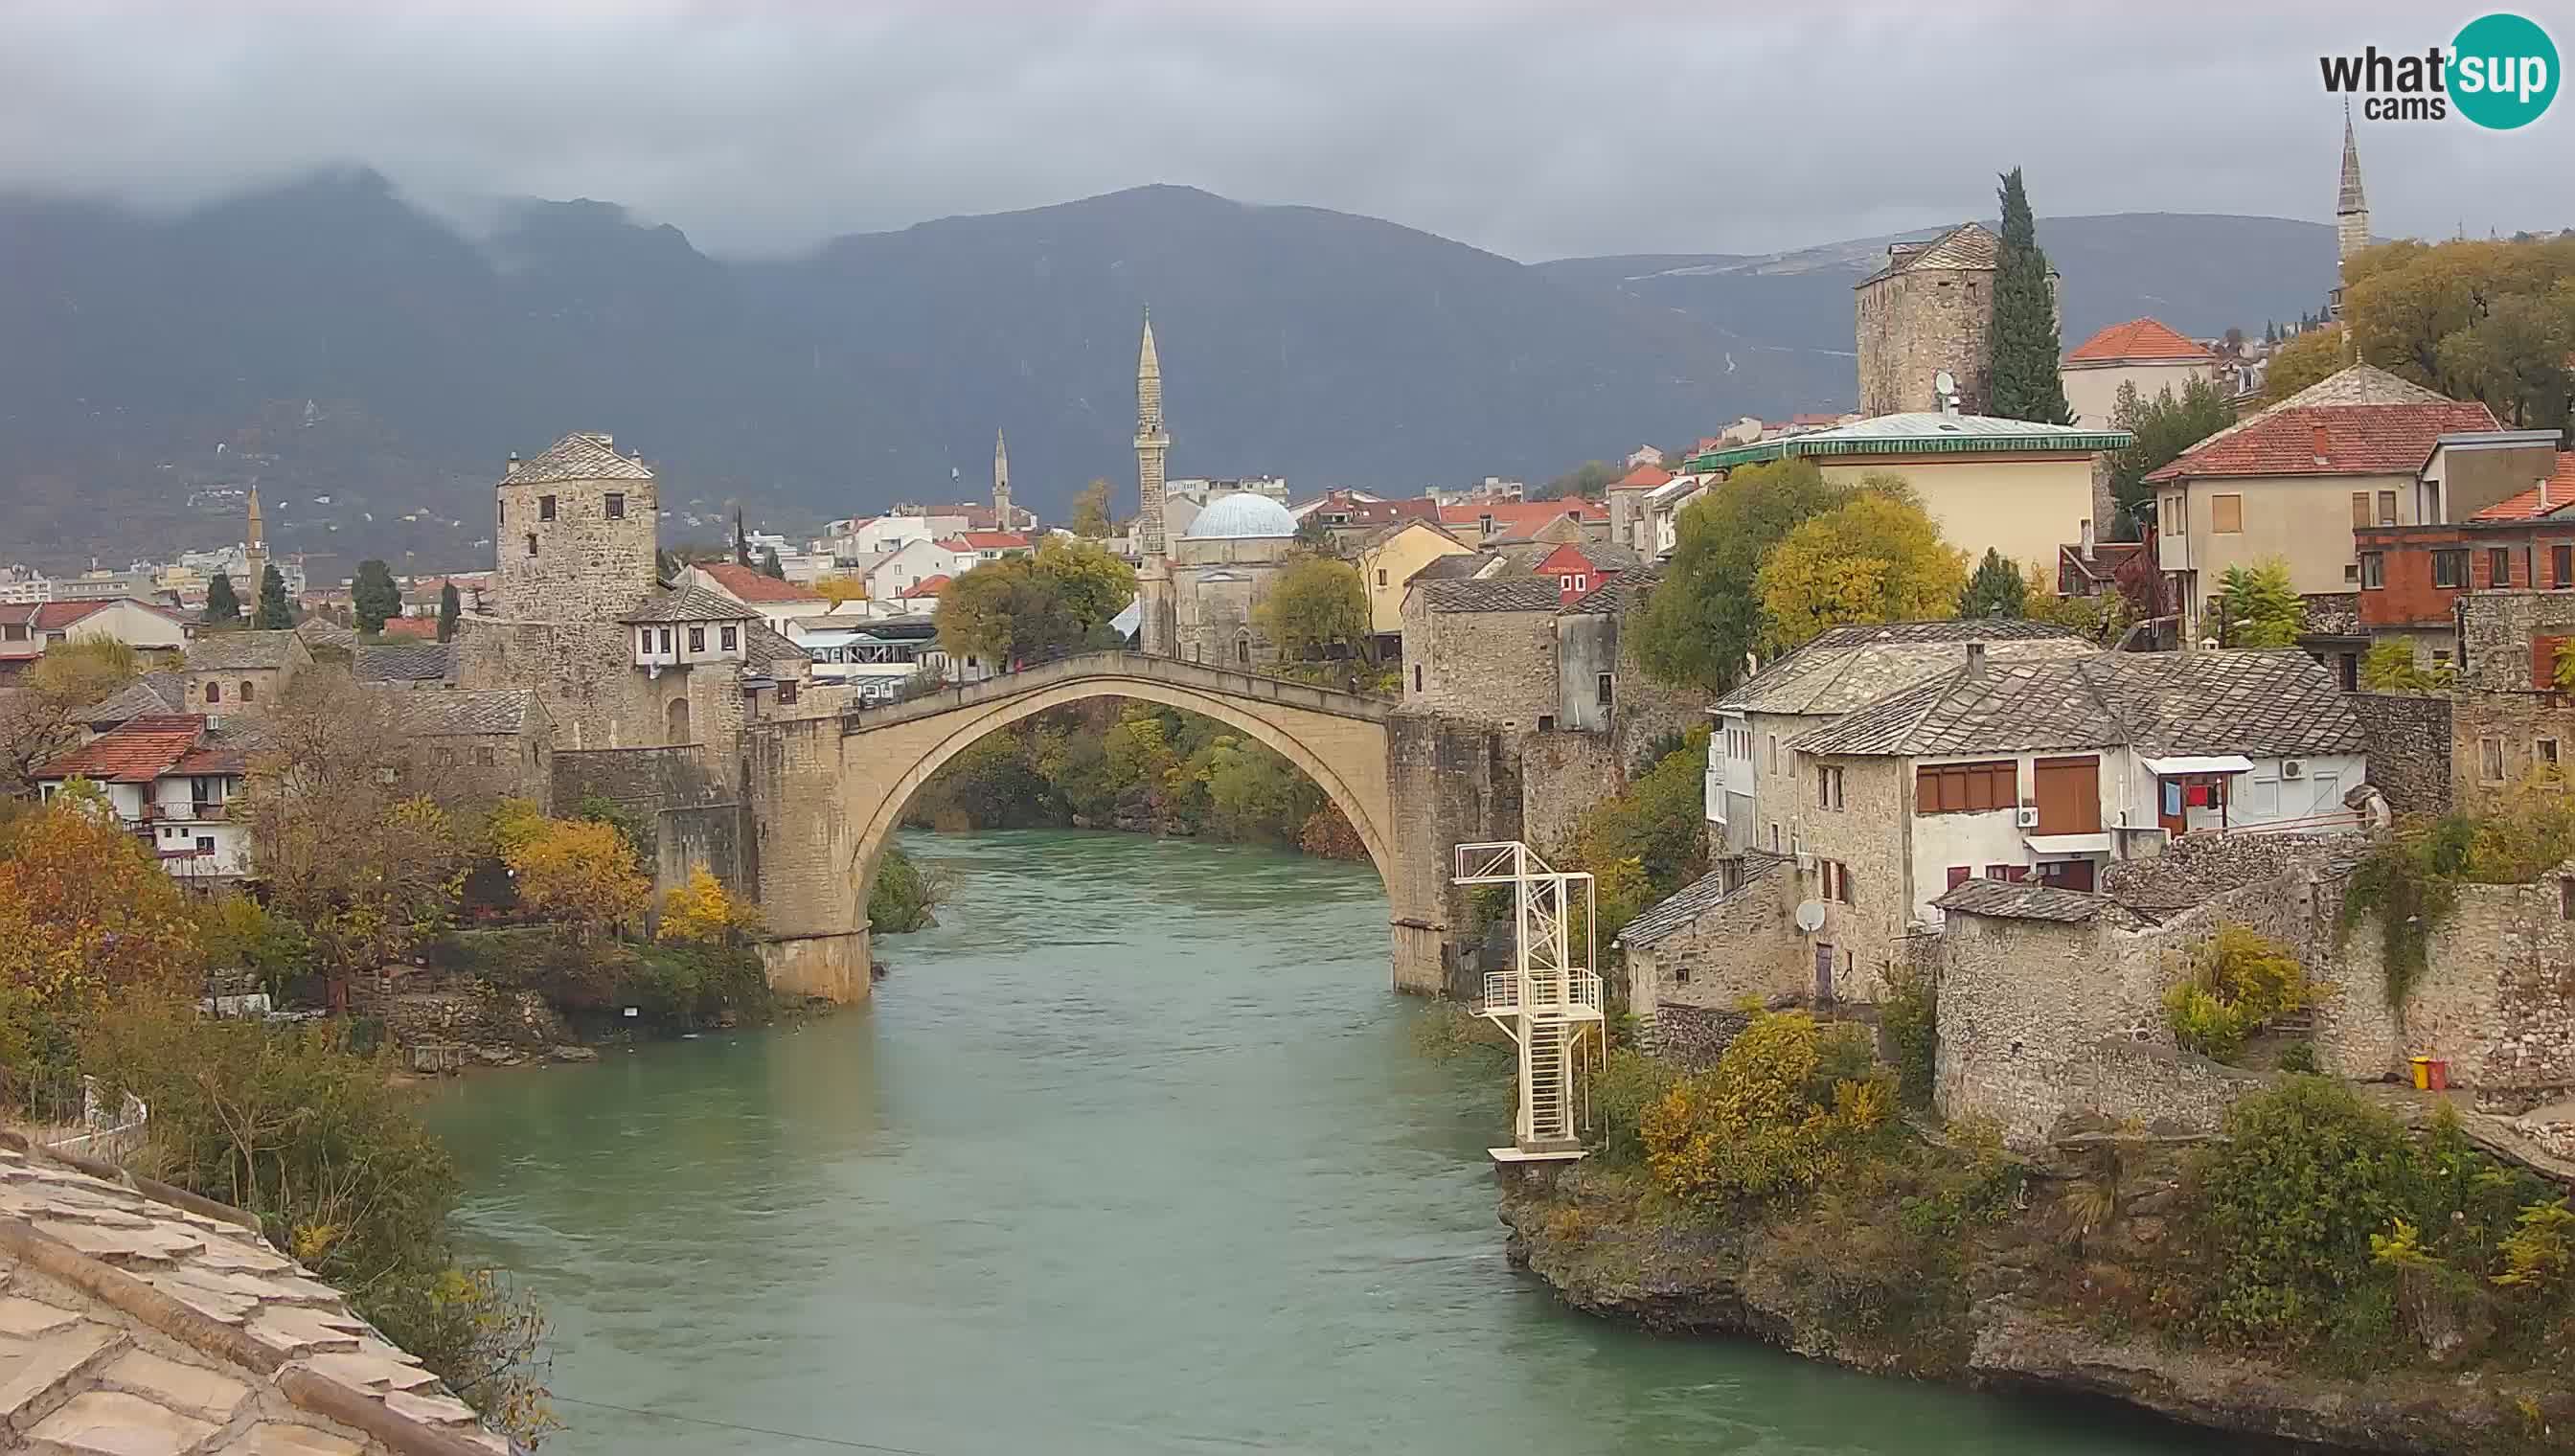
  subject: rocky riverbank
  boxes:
[1497,1157,2571,1455]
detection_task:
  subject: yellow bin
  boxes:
[2408,1057,2432,1090]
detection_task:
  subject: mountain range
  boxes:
[0,172,2338,571]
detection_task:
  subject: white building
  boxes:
[865,538,974,603]
[34,715,251,882]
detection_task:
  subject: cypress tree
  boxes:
[1987,168,2072,424]
[204,571,240,625]
[734,509,752,567]
[253,564,293,629]
[760,547,786,580]
[1957,547,2028,619]
[437,581,461,642]
[352,558,401,634]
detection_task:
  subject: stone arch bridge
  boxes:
[741,652,1500,1002]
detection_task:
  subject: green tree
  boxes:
[655,547,680,581]
[2339,235,2575,430]
[2214,558,2305,648]
[2360,640,2454,694]
[1754,484,1969,650]
[203,571,240,625]
[1957,547,2027,619]
[760,546,786,580]
[2434,290,2574,431]
[733,509,752,567]
[436,581,460,643]
[1256,555,1372,663]
[1030,535,1136,632]
[1068,479,1113,537]
[2262,325,2346,403]
[1987,168,2072,424]
[934,539,1135,668]
[352,558,400,634]
[2106,376,2238,538]
[1635,459,1851,693]
[253,563,293,628]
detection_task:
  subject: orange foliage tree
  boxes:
[0,800,204,1092]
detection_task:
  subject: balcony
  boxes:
[1481,969,1605,1020]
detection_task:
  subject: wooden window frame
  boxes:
[2431,549,2468,589]
[2376,489,2398,527]
[2350,491,2371,530]
[2490,546,2513,587]
[2359,552,2384,589]
[2209,493,2244,535]
[1915,759,2017,814]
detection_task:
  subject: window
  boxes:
[2377,489,2398,526]
[1674,964,1692,985]
[239,680,254,702]
[2345,563,2361,582]
[1376,569,1387,587]
[1946,866,1971,890]
[205,681,220,704]
[1819,859,1853,904]
[1770,823,1781,853]
[687,626,705,652]
[1537,714,1556,731]
[539,494,557,521]
[2563,877,2575,921]
[1559,575,1573,591]
[2359,552,2385,589]
[2209,493,2243,534]
[432,746,456,765]
[1236,637,1250,666]
[1766,734,1779,774]
[1816,764,1844,810]
[194,836,214,855]
[1573,574,1588,593]
[659,627,673,653]
[2431,550,2468,589]
[2557,544,2573,588]
[721,626,738,650]
[1915,760,2017,813]
[526,534,537,557]
[2540,739,2562,771]
[2481,737,2505,783]
[2491,547,2513,586]
[475,746,496,766]
[605,492,625,519]
[1413,665,1423,693]
[2351,491,2372,530]
[1595,671,1614,708]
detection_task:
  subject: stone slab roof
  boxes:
[185,632,303,672]
[621,584,758,625]
[1717,621,2090,717]
[2099,831,2372,917]
[0,1137,504,1453]
[399,689,535,737]
[1418,578,1566,614]
[1616,853,1787,948]
[1857,221,1999,284]
[1791,648,2367,760]
[742,621,807,668]
[353,644,453,686]
[75,672,186,727]
[1407,554,1496,583]
[509,431,654,486]
[1932,876,2117,922]
[1562,563,1663,616]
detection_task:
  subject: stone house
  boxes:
[1685,412,2131,579]
[403,688,555,810]
[2354,442,2575,665]
[2144,365,2496,644]
[2447,589,2575,808]
[1614,852,1804,1058]
[1399,577,1565,731]
[1604,463,1672,555]
[2061,317,2221,431]
[177,630,312,717]
[1351,518,1474,648]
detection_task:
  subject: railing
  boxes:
[1481,968,1603,1015]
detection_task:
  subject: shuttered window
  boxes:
[1915,760,2017,813]
[2210,494,2243,534]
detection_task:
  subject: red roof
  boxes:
[32,601,108,632]
[2145,401,2500,484]
[1609,465,1673,490]
[900,575,952,600]
[2066,318,2218,365]
[376,615,439,639]
[1436,499,1607,533]
[951,532,1031,551]
[34,715,208,784]
[698,561,825,603]
[2471,454,2575,522]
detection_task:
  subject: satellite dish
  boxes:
[1934,369,1958,398]
[1794,900,1828,934]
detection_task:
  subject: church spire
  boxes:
[991,426,1013,528]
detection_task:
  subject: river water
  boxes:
[423,830,2208,1455]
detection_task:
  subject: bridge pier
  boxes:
[763,926,872,1005]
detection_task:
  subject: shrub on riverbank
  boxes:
[869,845,953,933]
[426,925,771,1032]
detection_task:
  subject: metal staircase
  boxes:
[1454,841,1605,1161]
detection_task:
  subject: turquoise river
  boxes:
[422,829,2216,1455]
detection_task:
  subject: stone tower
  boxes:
[2336,108,2370,275]
[1853,222,2004,418]
[242,484,267,600]
[991,427,1013,529]
[492,431,660,624]
[1133,310,1175,654]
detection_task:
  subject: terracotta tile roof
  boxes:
[2471,454,2575,521]
[1609,464,1673,490]
[32,601,108,631]
[900,575,952,599]
[34,715,207,783]
[698,561,827,603]
[2066,317,2218,366]
[171,742,248,775]
[951,532,1032,550]
[509,431,654,485]
[1436,499,1606,532]
[2145,398,2498,484]
[375,615,439,639]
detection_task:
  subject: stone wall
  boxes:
[2457,589,2575,691]
[1857,266,1994,418]
[2450,687,2575,811]
[415,726,554,812]
[2345,692,2452,814]
[493,463,659,625]
[1386,712,1524,998]
[1401,595,1561,731]
[1626,862,1808,1016]
[1791,754,1914,1001]
[553,742,744,892]
[456,616,752,760]
[2317,875,2575,1091]
[1518,729,1622,859]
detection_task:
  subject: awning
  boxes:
[2022,832,2113,854]
[2142,755,2255,777]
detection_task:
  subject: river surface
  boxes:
[423,829,2211,1455]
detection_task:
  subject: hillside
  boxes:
[0,175,2336,569]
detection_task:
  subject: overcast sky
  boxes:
[1,2,2565,262]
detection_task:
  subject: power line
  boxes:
[548,1395,945,1454]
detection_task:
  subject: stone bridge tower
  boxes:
[492,432,659,623]
[1133,310,1176,654]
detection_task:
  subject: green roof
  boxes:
[1687,412,2132,472]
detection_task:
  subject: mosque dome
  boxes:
[1182,491,1298,540]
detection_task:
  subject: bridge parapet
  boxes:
[821,651,1393,736]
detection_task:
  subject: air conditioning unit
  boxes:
[1794,852,1815,874]
[2015,806,2041,829]
[2282,759,2306,780]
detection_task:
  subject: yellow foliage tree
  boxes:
[0,803,205,1090]
[1639,1010,1888,1205]
[506,819,650,935]
[816,575,869,607]
[655,867,765,944]
[1754,487,1968,650]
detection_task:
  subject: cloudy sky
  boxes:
[1,1,2565,262]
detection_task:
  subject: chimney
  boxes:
[2080,518,2096,560]
[2542,475,2553,510]
[1965,642,1987,677]
[2312,423,2332,465]
[504,452,520,479]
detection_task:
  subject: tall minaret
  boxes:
[2336,106,2370,283]
[991,427,1013,529]
[243,483,268,601]
[1133,308,1175,655]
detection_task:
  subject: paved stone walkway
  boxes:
[0,1141,506,1454]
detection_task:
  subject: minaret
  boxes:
[2336,107,2369,272]
[1133,308,1175,654]
[243,484,268,603]
[991,428,1014,530]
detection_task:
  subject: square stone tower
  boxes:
[1854,221,2010,417]
[493,432,661,624]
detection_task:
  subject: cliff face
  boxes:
[1496,1162,2568,1456]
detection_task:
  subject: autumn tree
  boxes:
[935,536,1134,666]
[1957,547,2027,619]
[2262,325,2346,403]
[204,571,240,625]
[1069,479,1114,537]
[1754,484,1969,649]
[2106,375,2237,537]
[353,559,401,634]
[0,802,205,1088]
[1256,555,1372,663]
[239,671,463,1011]
[253,563,293,628]
[2339,235,2575,429]
[436,582,460,642]
[2213,558,2305,648]
[0,640,142,798]
[506,818,650,937]
[655,867,765,944]
[1635,459,1852,692]
[816,575,869,608]
[1988,168,2072,424]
